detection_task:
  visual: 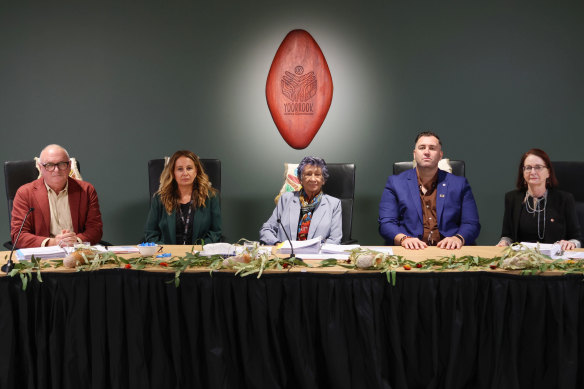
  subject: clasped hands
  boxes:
[398,235,463,250]
[49,229,79,247]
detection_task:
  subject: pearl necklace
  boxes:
[524,190,547,240]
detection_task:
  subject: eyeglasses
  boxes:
[41,161,70,172]
[523,165,547,172]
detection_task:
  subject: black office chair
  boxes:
[393,160,466,177]
[147,158,222,243]
[324,163,357,244]
[4,160,44,231]
[4,159,111,250]
[147,158,222,200]
[552,161,584,233]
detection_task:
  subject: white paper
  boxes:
[279,237,322,254]
[565,251,584,259]
[320,243,360,254]
[16,246,67,260]
[95,245,140,254]
[362,246,394,255]
[199,242,237,256]
[295,253,350,260]
[234,246,272,256]
[516,242,563,259]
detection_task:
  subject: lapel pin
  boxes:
[440,194,445,198]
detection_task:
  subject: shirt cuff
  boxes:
[41,238,50,247]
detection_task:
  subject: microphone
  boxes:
[3,207,34,273]
[277,217,295,261]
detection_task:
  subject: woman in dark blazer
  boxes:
[144,150,221,244]
[497,148,581,250]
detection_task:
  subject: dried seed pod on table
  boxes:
[63,249,94,268]
[222,252,252,267]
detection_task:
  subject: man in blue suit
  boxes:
[378,132,480,249]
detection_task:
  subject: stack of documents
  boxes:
[16,245,141,260]
[517,242,584,260]
[16,246,69,260]
[278,237,321,254]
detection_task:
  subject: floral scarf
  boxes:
[297,190,323,240]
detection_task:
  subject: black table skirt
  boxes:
[1,269,583,389]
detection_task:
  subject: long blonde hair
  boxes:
[157,150,217,214]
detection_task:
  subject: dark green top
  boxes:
[144,193,222,244]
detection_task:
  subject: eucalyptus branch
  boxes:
[6,243,584,291]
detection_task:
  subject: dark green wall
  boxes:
[1,0,583,246]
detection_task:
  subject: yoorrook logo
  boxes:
[266,29,333,149]
[281,65,316,115]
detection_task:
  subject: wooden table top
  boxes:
[3,244,581,276]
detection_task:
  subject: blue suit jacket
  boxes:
[378,169,480,245]
[259,191,342,245]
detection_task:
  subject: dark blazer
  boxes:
[378,168,481,245]
[144,194,221,244]
[11,177,103,248]
[500,189,582,243]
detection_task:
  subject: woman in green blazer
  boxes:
[144,150,221,244]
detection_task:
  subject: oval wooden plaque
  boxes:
[266,30,333,149]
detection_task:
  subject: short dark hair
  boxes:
[414,131,442,147]
[297,156,329,182]
[515,148,559,190]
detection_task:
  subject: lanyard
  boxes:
[178,203,193,245]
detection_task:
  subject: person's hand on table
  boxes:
[401,237,427,250]
[437,236,462,250]
[558,240,576,251]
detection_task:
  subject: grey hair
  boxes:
[296,156,329,182]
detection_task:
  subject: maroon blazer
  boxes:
[11,177,103,248]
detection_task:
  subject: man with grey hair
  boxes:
[11,144,103,248]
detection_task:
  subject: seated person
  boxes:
[144,150,221,244]
[496,148,581,250]
[378,131,481,249]
[11,144,103,248]
[260,156,342,245]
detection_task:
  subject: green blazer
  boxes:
[144,194,222,244]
